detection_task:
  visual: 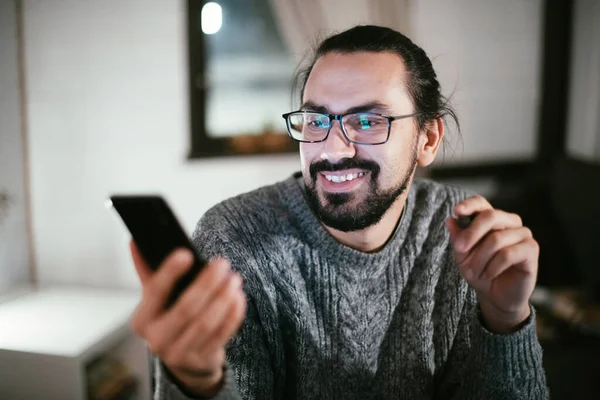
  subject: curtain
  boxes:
[267,0,411,62]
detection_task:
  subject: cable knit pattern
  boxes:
[154,173,549,399]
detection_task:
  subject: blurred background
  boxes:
[0,0,599,399]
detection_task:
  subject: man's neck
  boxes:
[323,193,408,253]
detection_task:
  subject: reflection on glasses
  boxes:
[281,111,423,145]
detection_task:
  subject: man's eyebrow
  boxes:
[300,101,392,115]
[346,102,392,114]
[300,101,328,113]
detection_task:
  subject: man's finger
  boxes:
[453,209,523,254]
[445,217,461,242]
[191,290,247,365]
[165,276,243,368]
[131,249,193,332]
[147,259,233,352]
[453,195,492,216]
[172,258,232,316]
[445,217,470,265]
[190,274,244,352]
[482,239,539,281]
[208,289,247,350]
[469,227,533,279]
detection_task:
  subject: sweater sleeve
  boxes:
[435,290,549,399]
[153,212,284,400]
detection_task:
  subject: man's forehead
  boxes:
[307,51,407,83]
[302,52,410,113]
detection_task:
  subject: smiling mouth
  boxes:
[320,171,368,183]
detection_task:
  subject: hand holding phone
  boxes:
[108,195,247,396]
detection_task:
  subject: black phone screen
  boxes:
[109,195,206,307]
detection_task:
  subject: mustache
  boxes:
[309,158,380,180]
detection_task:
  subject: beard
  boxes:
[303,148,418,233]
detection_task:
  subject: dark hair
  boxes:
[292,25,460,139]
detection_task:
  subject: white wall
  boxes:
[413,0,543,165]
[566,0,600,162]
[24,0,299,289]
[23,0,543,288]
[0,0,30,293]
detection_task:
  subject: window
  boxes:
[187,0,299,158]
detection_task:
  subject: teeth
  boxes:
[324,172,365,183]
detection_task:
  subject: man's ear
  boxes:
[416,117,444,167]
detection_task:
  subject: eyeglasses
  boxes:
[281,110,424,145]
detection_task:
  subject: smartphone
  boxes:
[107,195,206,308]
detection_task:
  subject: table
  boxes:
[0,285,150,400]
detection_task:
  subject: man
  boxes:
[130,25,548,399]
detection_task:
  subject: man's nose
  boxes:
[320,120,356,162]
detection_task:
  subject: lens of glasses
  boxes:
[287,112,331,142]
[342,113,390,144]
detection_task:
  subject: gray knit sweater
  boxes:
[155,174,548,399]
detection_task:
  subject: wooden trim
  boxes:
[186,0,207,157]
[15,0,36,285]
[188,136,298,159]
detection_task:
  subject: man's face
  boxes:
[300,51,420,232]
